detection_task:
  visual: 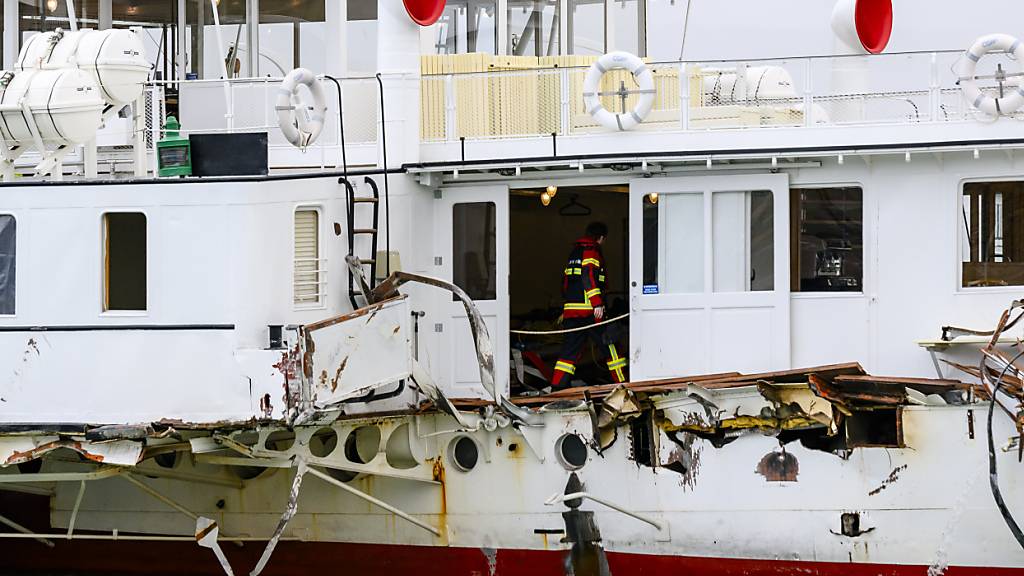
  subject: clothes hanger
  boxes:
[559,193,592,216]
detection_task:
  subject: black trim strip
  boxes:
[0,324,234,332]
[0,167,402,188]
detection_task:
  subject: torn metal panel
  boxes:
[590,385,642,451]
[809,374,907,413]
[0,436,142,466]
[303,296,413,410]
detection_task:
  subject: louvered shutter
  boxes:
[294,209,321,305]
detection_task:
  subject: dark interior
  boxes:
[509,186,630,391]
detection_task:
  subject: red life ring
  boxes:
[403,0,446,26]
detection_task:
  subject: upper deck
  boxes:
[4,0,1024,180]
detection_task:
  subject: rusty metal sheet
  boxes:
[808,373,907,409]
[304,296,413,408]
[0,436,143,466]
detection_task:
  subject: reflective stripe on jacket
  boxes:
[562,236,606,319]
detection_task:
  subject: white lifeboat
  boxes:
[16,29,150,107]
[0,68,106,147]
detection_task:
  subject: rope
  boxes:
[510,313,629,336]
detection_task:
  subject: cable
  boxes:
[985,347,1024,551]
[510,313,629,336]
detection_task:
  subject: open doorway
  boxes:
[509,185,630,394]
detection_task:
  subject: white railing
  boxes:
[156,75,378,170]
[420,50,1013,143]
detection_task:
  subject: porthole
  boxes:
[449,436,479,472]
[344,425,381,464]
[555,433,588,471]
[385,424,420,470]
[309,427,338,458]
[154,452,178,469]
[265,430,296,452]
[234,431,259,446]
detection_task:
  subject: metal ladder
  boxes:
[342,176,381,309]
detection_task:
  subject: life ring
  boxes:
[959,34,1024,116]
[582,51,656,131]
[276,68,327,149]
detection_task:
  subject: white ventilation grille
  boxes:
[294,208,324,306]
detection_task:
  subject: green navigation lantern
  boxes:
[157,116,192,177]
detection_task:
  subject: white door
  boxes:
[629,174,790,379]
[435,186,509,399]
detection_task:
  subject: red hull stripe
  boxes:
[0,539,1021,576]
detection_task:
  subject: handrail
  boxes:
[544,491,664,531]
[422,48,969,77]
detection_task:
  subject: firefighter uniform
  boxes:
[551,236,627,387]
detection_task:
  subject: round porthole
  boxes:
[264,430,296,452]
[309,427,338,458]
[449,436,479,472]
[555,433,588,471]
[154,451,178,469]
[344,425,381,464]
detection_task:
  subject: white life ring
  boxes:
[959,33,1024,116]
[582,51,656,131]
[276,68,327,149]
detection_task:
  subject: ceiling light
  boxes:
[546,185,557,198]
[540,191,551,206]
[648,192,659,205]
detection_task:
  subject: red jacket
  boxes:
[561,236,606,319]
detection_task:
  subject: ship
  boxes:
[0,0,1023,574]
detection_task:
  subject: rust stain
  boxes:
[302,331,315,379]
[392,324,401,335]
[329,357,349,393]
[755,449,799,482]
[259,394,273,419]
[5,440,107,466]
[868,464,907,496]
[272,344,302,381]
[432,458,448,541]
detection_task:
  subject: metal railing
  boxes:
[149,75,379,170]
[420,49,1016,142]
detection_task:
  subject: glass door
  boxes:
[435,185,510,399]
[629,174,791,379]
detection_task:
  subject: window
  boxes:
[436,1,497,55]
[643,192,703,293]
[961,181,1024,288]
[453,202,496,300]
[0,215,14,315]
[508,0,557,56]
[609,0,642,55]
[642,189,774,294]
[568,0,605,55]
[294,208,323,306]
[104,213,147,311]
[791,187,863,292]
[713,190,773,292]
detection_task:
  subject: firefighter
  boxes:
[551,222,627,388]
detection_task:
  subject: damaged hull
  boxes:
[2,399,1023,575]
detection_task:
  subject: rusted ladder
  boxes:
[342,176,380,309]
